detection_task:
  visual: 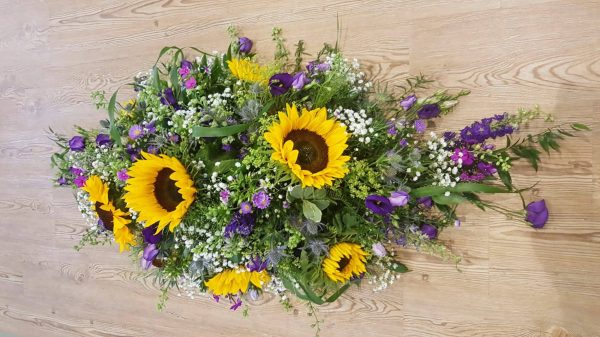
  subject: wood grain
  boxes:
[1,0,599,336]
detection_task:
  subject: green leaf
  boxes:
[281,277,310,302]
[325,283,351,303]
[411,183,509,197]
[289,185,304,200]
[497,169,513,190]
[192,124,249,138]
[389,262,410,273]
[571,123,590,131]
[311,199,330,210]
[302,186,315,199]
[169,66,180,96]
[302,200,322,223]
[432,193,467,205]
[295,279,325,305]
[106,90,120,144]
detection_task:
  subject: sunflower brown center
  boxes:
[284,129,329,173]
[95,202,114,231]
[154,168,184,212]
[337,256,351,272]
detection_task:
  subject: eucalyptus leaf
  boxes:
[302,200,322,223]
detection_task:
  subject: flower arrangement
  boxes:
[50,27,588,323]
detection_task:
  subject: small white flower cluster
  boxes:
[170,108,202,136]
[368,259,401,292]
[427,132,460,188]
[89,146,125,184]
[332,106,374,144]
[206,88,233,109]
[76,191,98,229]
[326,53,372,93]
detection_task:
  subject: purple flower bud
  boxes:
[291,72,310,90]
[141,244,159,270]
[526,200,549,229]
[389,191,410,207]
[68,136,86,152]
[168,134,180,143]
[307,61,330,74]
[95,134,112,147]
[159,88,179,110]
[181,59,193,70]
[414,119,427,133]
[69,166,84,176]
[117,169,129,181]
[57,177,67,185]
[400,95,417,110]
[147,145,159,154]
[222,143,232,152]
[420,224,438,239]
[417,103,441,119]
[477,162,497,176]
[365,195,393,216]
[399,139,409,147]
[238,37,253,54]
[417,196,433,209]
[145,121,156,134]
[269,73,294,96]
[372,242,387,257]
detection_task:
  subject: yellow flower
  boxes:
[264,104,350,188]
[123,152,196,234]
[205,268,270,296]
[82,175,136,252]
[322,242,368,283]
[227,58,268,84]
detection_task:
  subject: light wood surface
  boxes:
[1,1,599,336]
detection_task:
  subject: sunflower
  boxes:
[227,58,268,84]
[82,175,135,252]
[264,104,350,188]
[322,242,368,283]
[123,152,196,233]
[205,268,270,296]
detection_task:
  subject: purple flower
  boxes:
[128,125,144,140]
[365,195,393,216]
[159,88,179,110]
[269,73,294,96]
[417,103,441,119]
[184,76,197,89]
[168,134,180,143]
[443,131,456,141]
[282,201,290,209]
[292,72,310,90]
[73,175,87,188]
[95,134,111,147]
[477,162,497,176]
[238,37,253,54]
[252,191,271,209]
[219,189,230,204]
[69,166,84,176]
[224,213,255,238]
[239,133,250,145]
[181,59,193,70]
[399,139,409,147]
[387,121,398,136]
[372,242,387,257]
[178,67,190,77]
[246,256,267,272]
[417,196,433,209]
[400,95,417,110]
[57,177,67,185]
[389,191,410,207]
[230,298,243,311]
[117,169,129,181]
[240,202,252,214]
[459,172,485,181]
[141,244,159,270]
[222,143,232,152]
[451,148,475,166]
[142,224,163,244]
[414,119,426,133]
[307,61,330,74]
[145,121,156,134]
[454,219,461,227]
[420,224,438,239]
[526,200,549,229]
[147,145,159,154]
[68,136,85,152]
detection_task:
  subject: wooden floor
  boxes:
[1,1,599,336]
